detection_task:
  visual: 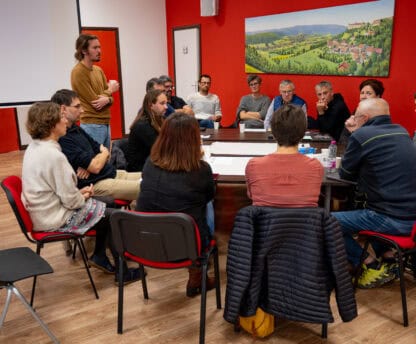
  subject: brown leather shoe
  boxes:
[186,267,216,297]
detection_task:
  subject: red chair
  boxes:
[1,175,99,303]
[114,199,131,210]
[110,210,221,344]
[356,223,416,327]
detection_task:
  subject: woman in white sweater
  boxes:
[22,102,141,284]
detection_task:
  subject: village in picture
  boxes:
[245,16,394,76]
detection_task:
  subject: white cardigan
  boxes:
[22,139,85,231]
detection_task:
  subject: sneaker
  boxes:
[357,263,396,289]
[386,262,400,280]
[89,255,116,274]
[114,267,145,286]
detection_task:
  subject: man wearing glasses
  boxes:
[332,98,416,288]
[51,89,141,202]
[236,74,270,128]
[159,75,194,116]
[186,74,222,128]
[263,79,307,130]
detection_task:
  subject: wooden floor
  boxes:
[1,150,416,343]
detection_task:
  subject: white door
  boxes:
[173,26,200,100]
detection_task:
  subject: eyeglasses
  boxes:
[249,82,259,87]
[353,112,366,121]
[199,81,211,85]
[69,104,82,109]
[281,90,293,94]
[165,85,175,90]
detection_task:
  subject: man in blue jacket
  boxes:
[332,98,416,288]
[263,79,307,130]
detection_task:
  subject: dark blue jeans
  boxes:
[332,209,414,267]
[198,119,214,129]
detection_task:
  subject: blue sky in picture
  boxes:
[246,0,395,33]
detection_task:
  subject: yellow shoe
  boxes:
[357,263,395,289]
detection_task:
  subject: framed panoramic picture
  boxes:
[245,0,395,76]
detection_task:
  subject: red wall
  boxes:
[166,0,416,133]
[0,108,19,153]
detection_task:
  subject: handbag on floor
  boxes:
[239,307,275,338]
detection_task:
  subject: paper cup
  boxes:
[239,122,245,133]
[214,121,220,130]
[336,156,342,169]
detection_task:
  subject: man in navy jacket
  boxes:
[51,89,141,201]
[332,98,416,288]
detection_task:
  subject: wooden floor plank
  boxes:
[1,150,416,343]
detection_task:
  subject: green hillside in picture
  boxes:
[245,17,393,76]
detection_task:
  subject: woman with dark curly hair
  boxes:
[344,79,385,134]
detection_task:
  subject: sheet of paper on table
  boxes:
[207,156,251,175]
[209,141,276,156]
[243,128,266,132]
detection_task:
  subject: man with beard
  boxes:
[159,75,194,116]
[187,74,222,128]
[71,34,119,149]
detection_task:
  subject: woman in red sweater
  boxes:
[245,104,324,207]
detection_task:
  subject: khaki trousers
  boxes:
[93,170,141,201]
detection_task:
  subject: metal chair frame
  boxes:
[1,175,99,303]
[355,224,416,327]
[0,247,59,343]
[110,210,221,344]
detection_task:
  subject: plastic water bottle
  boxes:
[327,140,337,172]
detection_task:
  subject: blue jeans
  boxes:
[332,209,415,267]
[199,119,214,129]
[80,123,111,150]
[206,200,215,236]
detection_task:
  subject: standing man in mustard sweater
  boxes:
[71,34,119,149]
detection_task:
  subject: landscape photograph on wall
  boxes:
[245,0,395,76]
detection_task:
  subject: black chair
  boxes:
[0,247,58,343]
[1,175,99,302]
[110,210,221,344]
[110,138,128,170]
